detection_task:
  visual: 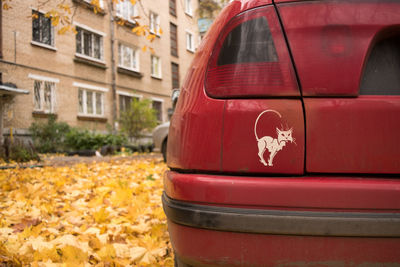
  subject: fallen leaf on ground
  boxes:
[0,156,173,266]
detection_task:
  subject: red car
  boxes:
[163,0,400,266]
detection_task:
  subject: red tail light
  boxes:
[205,5,299,98]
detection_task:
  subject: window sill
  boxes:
[74,54,107,69]
[151,75,162,81]
[115,16,137,28]
[31,41,57,51]
[186,48,195,54]
[72,0,106,15]
[185,12,193,17]
[77,115,107,122]
[117,67,143,78]
[32,111,57,118]
[149,31,161,38]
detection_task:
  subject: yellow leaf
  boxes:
[132,25,145,36]
[58,26,69,35]
[147,34,156,42]
[93,207,109,224]
[142,45,147,52]
[150,223,167,240]
[60,245,87,264]
[110,187,133,206]
[2,3,11,10]
[130,0,137,6]
[88,235,102,251]
[51,16,60,27]
[33,246,60,262]
[159,27,163,35]
[97,244,116,261]
[130,246,147,261]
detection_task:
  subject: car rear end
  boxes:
[163,0,400,266]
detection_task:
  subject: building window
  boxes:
[170,0,177,16]
[33,80,55,113]
[149,12,160,35]
[185,0,193,16]
[152,100,163,122]
[78,88,104,116]
[186,31,195,52]
[32,10,54,46]
[76,27,103,60]
[119,44,139,71]
[170,23,178,57]
[119,95,132,115]
[119,95,141,115]
[171,63,179,89]
[151,56,162,79]
[116,0,138,23]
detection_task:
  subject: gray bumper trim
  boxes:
[162,193,400,237]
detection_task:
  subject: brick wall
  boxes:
[0,0,200,133]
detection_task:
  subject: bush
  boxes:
[1,138,40,162]
[64,128,127,151]
[29,115,70,153]
[119,99,158,143]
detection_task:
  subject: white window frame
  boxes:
[151,97,164,123]
[73,82,107,117]
[31,10,55,48]
[118,43,140,72]
[29,74,59,114]
[186,31,195,52]
[151,55,162,79]
[149,11,160,35]
[75,23,105,62]
[116,0,138,23]
[117,91,143,99]
[84,0,104,8]
[185,0,193,16]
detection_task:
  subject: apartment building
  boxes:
[0,0,199,140]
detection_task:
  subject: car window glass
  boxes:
[360,35,400,95]
[217,16,278,66]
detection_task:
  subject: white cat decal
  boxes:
[254,110,295,167]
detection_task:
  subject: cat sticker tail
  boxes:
[254,110,295,167]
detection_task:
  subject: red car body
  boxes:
[163,0,400,266]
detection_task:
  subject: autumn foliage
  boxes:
[0,156,172,266]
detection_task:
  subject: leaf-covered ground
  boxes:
[0,156,173,266]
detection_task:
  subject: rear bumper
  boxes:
[163,193,400,237]
[163,171,400,266]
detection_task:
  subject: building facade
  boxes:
[0,0,199,138]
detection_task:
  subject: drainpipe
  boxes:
[108,1,117,132]
[0,97,3,145]
[0,0,2,59]
[0,0,2,143]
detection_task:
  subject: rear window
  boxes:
[217,17,278,65]
[360,35,400,95]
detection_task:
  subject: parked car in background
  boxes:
[152,121,169,162]
[163,0,400,266]
[153,90,180,162]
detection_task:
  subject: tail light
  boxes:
[205,5,299,98]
